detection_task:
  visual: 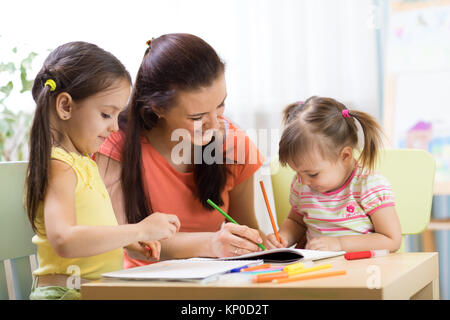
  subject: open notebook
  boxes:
[218,248,346,263]
[101,259,263,281]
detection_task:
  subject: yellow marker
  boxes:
[283,262,305,273]
[286,263,332,276]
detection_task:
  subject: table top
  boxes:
[81,252,439,300]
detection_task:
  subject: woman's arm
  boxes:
[159,175,265,259]
[96,152,202,261]
[226,175,266,253]
[228,175,262,234]
[306,206,402,252]
[96,153,158,260]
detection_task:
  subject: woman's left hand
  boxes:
[305,236,342,251]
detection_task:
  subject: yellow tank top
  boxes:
[32,147,123,280]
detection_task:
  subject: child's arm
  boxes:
[96,153,154,260]
[44,159,180,259]
[306,206,402,252]
[265,208,307,249]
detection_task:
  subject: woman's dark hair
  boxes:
[118,33,228,224]
[26,41,131,233]
[279,96,384,173]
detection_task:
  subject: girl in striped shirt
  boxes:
[266,96,402,252]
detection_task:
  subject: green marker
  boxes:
[207,198,267,251]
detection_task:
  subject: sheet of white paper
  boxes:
[101,259,263,281]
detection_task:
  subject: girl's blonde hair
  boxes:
[279,96,384,172]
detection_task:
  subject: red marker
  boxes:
[344,249,389,260]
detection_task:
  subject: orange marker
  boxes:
[253,263,332,283]
[253,271,289,283]
[274,270,347,284]
[259,180,281,243]
[241,263,271,272]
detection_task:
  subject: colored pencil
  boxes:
[259,181,281,243]
[207,199,267,250]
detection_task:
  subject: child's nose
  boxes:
[109,120,119,132]
[300,175,311,187]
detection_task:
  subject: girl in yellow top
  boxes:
[26,41,180,300]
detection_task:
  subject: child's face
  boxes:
[289,148,355,194]
[63,78,130,155]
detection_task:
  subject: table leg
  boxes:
[411,278,440,300]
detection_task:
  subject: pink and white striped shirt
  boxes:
[289,166,395,241]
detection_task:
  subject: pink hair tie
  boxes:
[342,109,350,118]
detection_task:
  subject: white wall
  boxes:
[0,0,382,230]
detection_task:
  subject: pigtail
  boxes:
[26,86,53,234]
[348,110,384,173]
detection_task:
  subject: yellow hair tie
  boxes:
[44,79,56,91]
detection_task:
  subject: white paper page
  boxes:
[101,259,263,281]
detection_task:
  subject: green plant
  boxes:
[0,38,37,161]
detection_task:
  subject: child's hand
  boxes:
[138,240,161,260]
[138,212,181,241]
[265,233,289,249]
[305,236,342,251]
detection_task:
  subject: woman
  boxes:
[96,33,266,269]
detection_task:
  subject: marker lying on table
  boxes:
[240,264,271,272]
[207,199,267,251]
[243,267,285,274]
[253,264,332,283]
[344,249,389,260]
[283,261,305,273]
[274,270,347,284]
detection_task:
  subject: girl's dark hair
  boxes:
[279,96,384,173]
[118,33,227,224]
[26,41,131,233]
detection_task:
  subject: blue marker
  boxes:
[229,265,250,273]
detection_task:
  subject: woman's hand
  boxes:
[265,233,289,249]
[138,212,181,242]
[210,222,264,257]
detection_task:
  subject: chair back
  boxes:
[0,161,37,300]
